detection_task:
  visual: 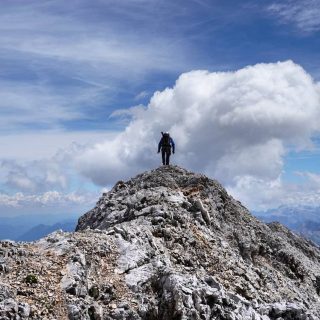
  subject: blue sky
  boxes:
[1,0,320,216]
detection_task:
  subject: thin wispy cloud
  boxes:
[0,0,197,133]
[268,0,320,33]
[134,91,149,101]
[0,0,195,74]
[0,79,114,133]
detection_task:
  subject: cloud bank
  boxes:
[77,61,320,209]
[1,61,319,212]
[0,191,89,208]
[0,190,96,218]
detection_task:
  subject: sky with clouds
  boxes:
[1,0,320,217]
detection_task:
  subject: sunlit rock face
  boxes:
[1,166,320,319]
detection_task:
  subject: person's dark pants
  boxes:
[162,148,171,165]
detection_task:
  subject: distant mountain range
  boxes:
[1,206,320,245]
[0,214,79,241]
[254,205,320,245]
[16,221,76,241]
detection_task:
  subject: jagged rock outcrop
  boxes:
[1,166,320,319]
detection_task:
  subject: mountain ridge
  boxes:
[255,206,320,245]
[0,214,79,241]
[1,166,320,319]
[16,220,77,242]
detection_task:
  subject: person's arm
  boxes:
[158,138,163,153]
[170,138,175,153]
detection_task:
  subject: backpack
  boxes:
[162,133,171,147]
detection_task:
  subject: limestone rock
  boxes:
[0,166,320,319]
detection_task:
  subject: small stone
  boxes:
[18,302,30,317]
[67,304,80,320]
[271,302,286,316]
[89,285,100,299]
[88,304,103,320]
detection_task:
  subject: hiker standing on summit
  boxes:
[158,132,175,165]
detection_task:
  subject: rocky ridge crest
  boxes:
[1,166,320,319]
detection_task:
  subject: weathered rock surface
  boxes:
[1,166,320,319]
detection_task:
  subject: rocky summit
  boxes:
[1,166,320,320]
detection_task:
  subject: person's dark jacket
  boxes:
[158,136,175,153]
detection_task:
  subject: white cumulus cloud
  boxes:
[76,61,320,209]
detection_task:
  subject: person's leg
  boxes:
[161,150,166,165]
[166,150,171,165]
